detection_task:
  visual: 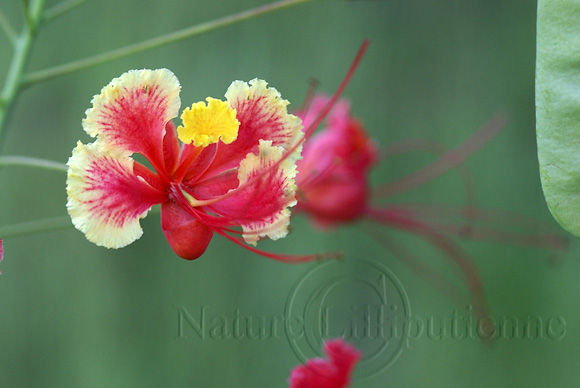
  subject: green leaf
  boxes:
[536,0,580,236]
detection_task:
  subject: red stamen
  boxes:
[214,228,339,263]
[170,186,233,228]
[421,228,494,340]
[174,174,341,263]
[393,203,568,250]
[213,215,291,237]
[378,138,477,208]
[366,207,493,338]
[303,40,370,139]
[364,224,468,307]
[425,222,567,250]
[374,111,508,198]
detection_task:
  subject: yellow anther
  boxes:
[177,97,240,147]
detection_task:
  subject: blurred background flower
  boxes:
[288,339,360,388]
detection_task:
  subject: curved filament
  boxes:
[374,112,508,198]
[378,138,477,209]
[215,228,339,263]
[364,225,469,307]
[366,207,493,338]
[393,203,568,251]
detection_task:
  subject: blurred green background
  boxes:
[1,0,578,387]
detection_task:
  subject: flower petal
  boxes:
[288,339,361,388]
[324,339,361,381]
[190,169,238,199]
[82,69,180,167]
[162,121,181,174]
[202,79,302,177]
[297,95,377,173]
[295,94,350,131]
[296,111,376,225]
[181,143,218,185]
[66,141,166,248]
[206,140,297,244]
[298,174,368,225]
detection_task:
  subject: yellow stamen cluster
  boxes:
[177,97,240,147]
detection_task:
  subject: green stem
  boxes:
[20,0,29,14]
[0,206,162,239]
[0,155,67,172]
[0,216,71,238]
[0,0,45,142]
[0,8,17,44]
[23,0,313,86]
[42,0,87,24]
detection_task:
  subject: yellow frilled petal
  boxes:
[225,79,303,162]
[237,140,298,245]
[66,141,163,249]
[177,97,240,147]
[82,69,181,156]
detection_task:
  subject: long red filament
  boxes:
[215,228,339,263]
[171,181,337,261]
[378,138,477,209]
[374,111,508,198]
[393,203,568,251]
[366,207,493,338]
[364,225,469,307]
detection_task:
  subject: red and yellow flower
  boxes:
[66,69,304,261]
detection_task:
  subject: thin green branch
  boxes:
[24,0,42,29]
[42,0,87,24]
[20,0,28,14]
[0,216,71,238]
[0,0,45,141]
[0,155,67,172]
[0,8,17,44]
[23,0,313,86]
[0,206,162,239]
